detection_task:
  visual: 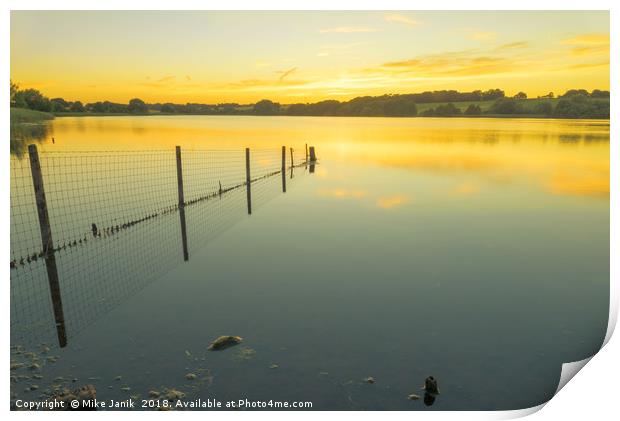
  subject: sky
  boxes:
[10,11,610,104]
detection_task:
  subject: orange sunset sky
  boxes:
[11,10,609,104]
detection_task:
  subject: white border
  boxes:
[2,1,617,419]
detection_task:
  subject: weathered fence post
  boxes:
[290,147,294,167]
[305,143,308,163]
[281,146,286,193]
[246,148,252,214]
[309,146,317,162]
[28,144,67,348]
[175,146,189,261]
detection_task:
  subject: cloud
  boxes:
[561,33,609,56]
[277,67,298,83]
[319,26,378,33]
[495,41,529,51]
[384,13,419,26]
[562,33,609,45]
[376,195,409,209]
[157,75,175,83]
[373,49,516,78]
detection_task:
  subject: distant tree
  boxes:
[128,98,148,114]
[10,80,19,105]
[70,101,85,112]
[590,89,610,98]
[433,103,462,117]
[383,97,417,117]
[481,89,505,101]
[14,88,51,112]
[513,91,527,100]
[161,103,176,113]
[540,92,554,99]
[253,99,280,115]
[561,89,589,98]
[464,104,482,115]
[50,98,69,112]
[554,96,609,118]
[489,98,523,114]
[533,101,553,115]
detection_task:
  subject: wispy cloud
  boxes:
[562,33,609,45]
[319,26,378,33]
[561,33,609,56]
[384,13,419,27]
[495,41,529,51]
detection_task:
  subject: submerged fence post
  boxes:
[28,144,67,348]
[246,148,252,215]
[309,146,316,174]
[281,146,286,193]
[309,146,317,162]
[175,146,189,261]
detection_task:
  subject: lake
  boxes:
[10,115,609,410]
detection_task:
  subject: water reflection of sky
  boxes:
[10,115,609,410]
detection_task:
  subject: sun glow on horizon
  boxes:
[11,10,609,104]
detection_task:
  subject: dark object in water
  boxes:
[423,392,436,406]
[363,376,376,384]
[422,376,440,395]
[91,223,98,238]
[46,384,97,410]
[309,146,317,162]
[207,335,243,351]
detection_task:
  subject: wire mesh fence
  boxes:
[10,144,315,349]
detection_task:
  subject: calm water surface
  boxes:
[10,116,609,410]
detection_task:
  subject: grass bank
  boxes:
[11,107,55,123]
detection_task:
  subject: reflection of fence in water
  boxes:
[10,144,315,349]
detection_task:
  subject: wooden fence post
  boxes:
[281,146,286,193]
[309,146,317,162]
[246,148,252,214]
[175,146,189,261]
[28,144,67,348]
[305,143,308,163]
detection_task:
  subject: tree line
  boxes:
[10,80,610,119]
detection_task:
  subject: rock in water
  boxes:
[408,394,420,400]
[207,336,243,351]
[46,385,97,410]
[423,376,440,395]
[363,377,376,384]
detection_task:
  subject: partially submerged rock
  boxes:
[46,384,97,410]
[363,377,376,384]
[408,394,420,400]
[422,376,440,395]
[207,336,243,351]
[185,373,197,380]
[163,388,185,402]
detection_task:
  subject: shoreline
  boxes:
[50,112,610,120]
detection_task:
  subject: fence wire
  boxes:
[10,145,312,349]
